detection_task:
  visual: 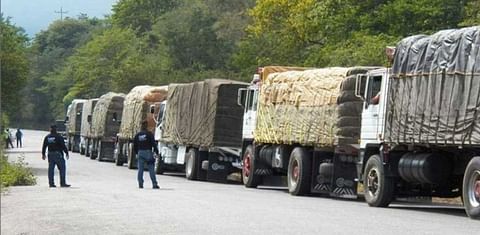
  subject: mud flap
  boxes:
[330,156,358,199]
[207,152,233,183]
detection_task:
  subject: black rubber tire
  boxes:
[80,142,85,155]
[363,154,395,207]
[127,143,137,169]
[185,148,199,180]
[114,142,123,166]
[463,156,480,220]
[68,136,73,151]
[337,117,361,127]
[340,75,357,91]
[155,155,165,174]
[337,102,363,117]
[287,147,312,196]
[336,126,361,138]
[337,90,361,104]
[96,141,102,162]
[242,145,261,188]
[89,140,97,160]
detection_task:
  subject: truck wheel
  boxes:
[287,147,311,196]
[242,145,261,188]
[68,137,72,151]
[80,144,85,155]
[185,148,199,180]
[114,142,123,166]
[97,141,102,162]
[463,156,480,220]
[90,141,97,160]
[364,154,395,207]
[127,143,136,169]
[155,155,165,174]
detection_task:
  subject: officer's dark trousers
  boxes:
[48,151,66,186]
[137,150,158,187]
[16,138,22,147]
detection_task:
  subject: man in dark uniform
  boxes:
[133,120,159,189]
[42,125,70,188]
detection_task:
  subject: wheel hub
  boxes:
[367,168,379,196]
[469,170,480,207]
[243,154,251,177]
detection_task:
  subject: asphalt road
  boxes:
[1,130,479,235]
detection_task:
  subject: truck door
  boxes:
[243,88,258,140]
[361,70,387,143]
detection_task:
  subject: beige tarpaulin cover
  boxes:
[161,79,248,147]
[80,98,99,138]
[118,86,168,140]
[387,26,480,146]
[255,67,375,147]
[91,92,125,140]
[66,99,86,135]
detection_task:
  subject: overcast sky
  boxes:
[2,0,119,38]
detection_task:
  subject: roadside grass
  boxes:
[0,154,37,192]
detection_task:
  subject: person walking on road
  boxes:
[15,128,23,148]
[133,120,160,189]
[4,129,14,148]
[42,125,70,188]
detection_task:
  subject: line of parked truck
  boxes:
[63,27,480,219]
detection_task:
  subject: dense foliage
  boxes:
[6,0,480,128]
[0,155,37,190]
[0,15,29,128]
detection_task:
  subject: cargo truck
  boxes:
[355,27,480,219]
[79,98,99,156]
[114,86,168,169]
[90,92,125,161]
[66,99,86,152]
[239,66,378,196]
[153,79,248,182]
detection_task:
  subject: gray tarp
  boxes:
[66,99,86,135]
[80,98,99,138]
[91,92,125,140]
[387,26,480,146]
[118,86,168,140]
[161,79,248,148]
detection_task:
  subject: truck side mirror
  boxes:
[65,116,69,122]
[237,88,247,107]
[150,105,155,114]
[87,115,92,123]
[112,112,118,122]
[355,74,367,101]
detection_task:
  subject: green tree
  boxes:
[111,0,177,33]
[0,15,29,126]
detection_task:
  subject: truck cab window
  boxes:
[157,103,165,121]
[367,76,382,105]
[247,89,256,111]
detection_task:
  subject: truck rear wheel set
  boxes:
[463,156,480,219]
[287,147,311,196]
[242,145,261,188]
[185,148,199,180]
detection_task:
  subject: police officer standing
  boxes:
[133,120,159,189]
[42,125,70,188]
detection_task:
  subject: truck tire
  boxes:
[340,75,356,91]
[114,142,123,166]
[338,102,363,117]
[463,156,480,220]
[364,154,395,207]
[80,143,85,155]
[68,137,72,151]
[90,141,97,160]
[127,143,137,169]
[185,148,199,180]
[155,155,165,174]
[287,147,312,196]
[337,90,361,104]
[96,141,102,162]
[242,145,261,188]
